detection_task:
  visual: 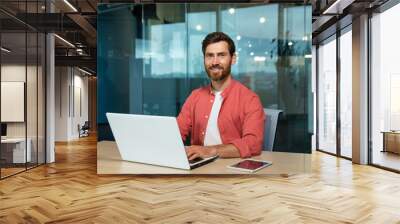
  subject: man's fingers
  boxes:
[187,151,195,158]
[185,146,205,160]
[186,149,197,158]
[189,153,199,160]
[185,147,195,155]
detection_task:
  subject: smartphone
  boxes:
[228,159,272,173]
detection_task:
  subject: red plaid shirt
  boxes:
[177,79,265,158]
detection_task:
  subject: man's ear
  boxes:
[231,53,237,65]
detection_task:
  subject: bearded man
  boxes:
[177,32,265,160]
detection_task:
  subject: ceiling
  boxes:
[311,0,391,44]
[1,0,98,73]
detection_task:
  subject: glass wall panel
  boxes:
[317,36,337,154]
[97,4,142,140]
[98,3,312,153]
[142,4,188,116]
[220,4,279,106]
[1,30,28,177]
[312,45,317,151]
[187,4,216,89]
[26,0,41,169]
[0,1,46,179]
[27,30,38,169]
[339,28,352,158]
[38,32,45,165]
[219,4,312,152]
[371,4,400,171]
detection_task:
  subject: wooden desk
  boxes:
[1,138,32,163]
[97,141,311,175]
[382,131,400,154]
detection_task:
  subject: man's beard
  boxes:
[206,65,231,82]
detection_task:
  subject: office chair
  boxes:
[263,108,282,151]
[79,121,90,138]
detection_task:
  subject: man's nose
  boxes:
[211,56,220,65]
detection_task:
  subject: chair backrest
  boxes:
[263,108,282,151]
[82,121,90,129]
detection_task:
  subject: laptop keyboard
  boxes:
[189,157,204,164]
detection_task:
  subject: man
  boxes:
[177,32,265,160]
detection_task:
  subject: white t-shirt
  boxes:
[204,91,223,146]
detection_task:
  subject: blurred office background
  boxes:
[97,3,313,153]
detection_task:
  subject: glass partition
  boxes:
[98,3,312,153]
[187,4,217,89]
[1,30,28,177]
[339,28,352,158]
[142,4,188,116]
[37,32,45,165]
[317,36,337,154]
[0,1,46,179]
[371,4,400,171]
[27,30,38,169]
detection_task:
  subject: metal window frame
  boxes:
[315,0,400,172]
[367,0,400,172]
[315,22,353,161]
[0,0,48,180]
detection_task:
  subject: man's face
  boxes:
[204,41,236,82]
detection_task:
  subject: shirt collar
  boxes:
[208,77,236,99]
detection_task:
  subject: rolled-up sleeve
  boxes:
[227,95,265,158]
[177,91,196,142]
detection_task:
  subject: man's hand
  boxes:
[185,145,217,160]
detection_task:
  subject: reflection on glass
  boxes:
[318,37,337,154]
[142,4,187,116]
[340,29,352,158]
[221,4,279,106]
[187,4,216,89]
[371,4,400,171]
[1,31,27,177]
[0,1,46,179]
[27,31,38,169]
[38,33,46,165]
[97,4,141,141]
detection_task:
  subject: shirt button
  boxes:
[205,115,208,119]
[202,131,205,135]
[210,100,213,103]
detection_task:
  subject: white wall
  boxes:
[1,65,27,139]
[55,67,69,141]
[1,64,46,163]
[72,73,89,138]
[1,65,42,137]
[55,67,89,141]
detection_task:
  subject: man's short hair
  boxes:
[202,32,236,56]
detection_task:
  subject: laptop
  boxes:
[106,113,218,170]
